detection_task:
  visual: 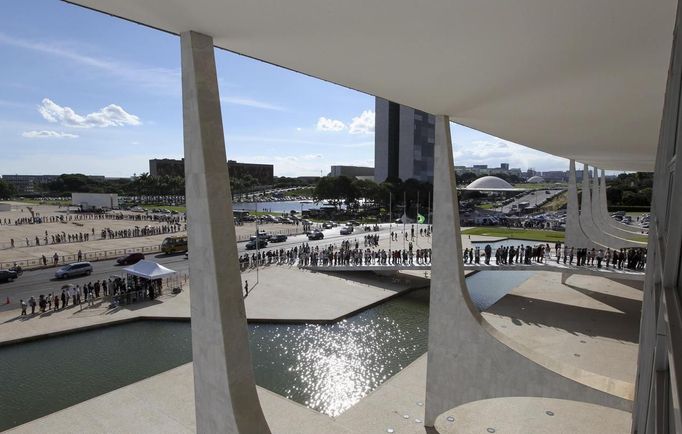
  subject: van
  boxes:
[161,236,188,254]
[55,262,93,279]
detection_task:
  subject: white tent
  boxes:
[123,260,176,279]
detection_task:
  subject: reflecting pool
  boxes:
[0,270,534,430]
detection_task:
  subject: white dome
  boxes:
[466,176,514,190]
[527,175,545,183]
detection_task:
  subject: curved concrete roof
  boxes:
[527,176,545,183]
[465,176,518,191]
[63,0,677,171]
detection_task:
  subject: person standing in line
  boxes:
[20,299,27,316]
[29,296,36,314]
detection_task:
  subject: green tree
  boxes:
[0,180,16,199]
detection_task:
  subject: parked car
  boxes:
[55,262,93,279]
[307,230,324,240]
[0,270,18,283]
[245,239,268,250]
[340,226,353,235]
[116,252,145,265]
[270,234,288,243]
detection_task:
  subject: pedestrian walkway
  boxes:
[303,260,646,281]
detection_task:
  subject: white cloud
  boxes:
[316,117,347,132]
[220,96,285,111]
[38,98,141,128]
[454,137,568,171]
[316,110,375,135]
[21,130,79,139]
[349,110,375,134]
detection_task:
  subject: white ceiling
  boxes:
[64,0,678,171]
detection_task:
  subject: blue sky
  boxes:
[0,0,570,178]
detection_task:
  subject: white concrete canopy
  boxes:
[63,0,675,171]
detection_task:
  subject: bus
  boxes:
[161,235,188,254]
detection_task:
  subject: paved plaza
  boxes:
[0,202,303,268]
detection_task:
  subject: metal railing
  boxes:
[0,244,162,271]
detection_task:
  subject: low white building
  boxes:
[71,193,119,210]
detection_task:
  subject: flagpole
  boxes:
[403,191,406,251]
[427,191,431,226]
[416,190,420,248]
[389,192,392,253]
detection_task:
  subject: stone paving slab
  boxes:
[482,271,642,384]
[434,396,631,433]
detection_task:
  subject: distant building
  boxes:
[149,158,274,185]
[149,158,185,177]
[375,98,435,183]
[454,164,522,177]
[539,170,568,182]
[1,175,58,194]
[227,160,274,186]
[330,165,374,178]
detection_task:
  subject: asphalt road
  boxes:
[498,189,564,213]
[0,224,399,313]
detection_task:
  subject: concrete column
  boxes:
[582,165,643,248]
[423,118,630,427]
[599,170,640,233]
[591,168,644,242]
[181,31,270,434]
[565,159,593,250]
[563,159,594,283]
[578,164,606,247]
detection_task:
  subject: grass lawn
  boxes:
[462,226,565,242]
[283,187,314,197]
[540,191,567,211]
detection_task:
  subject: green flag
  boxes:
[417,213,425,224]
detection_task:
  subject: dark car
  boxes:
[116,252,145,265]
[307,230,324,240]
[0,270,18,283]
[245,239,268,250]
[270,234,288,243]
[340,225,353,235]
[347,220,360,226]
